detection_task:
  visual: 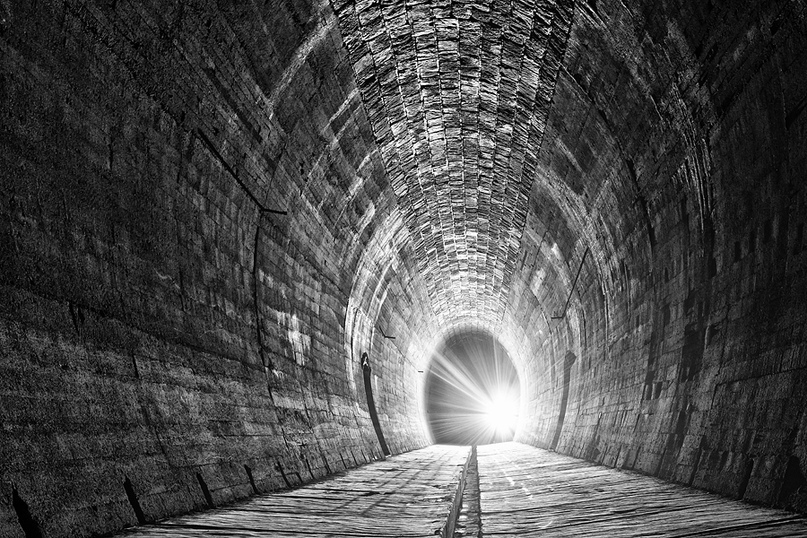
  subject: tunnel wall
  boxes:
[0,1,429,537]
[513,0,807,512]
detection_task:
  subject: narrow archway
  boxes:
[424,331,521,445]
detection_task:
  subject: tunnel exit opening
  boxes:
[424,331,521,445]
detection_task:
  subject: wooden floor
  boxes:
[115,442,807,537]
[477,443,807,537]
[117,445,469,537]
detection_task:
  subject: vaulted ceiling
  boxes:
[334,0,575,329]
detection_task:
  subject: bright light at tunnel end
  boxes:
[483,392,520,436]
[423,330,523,445]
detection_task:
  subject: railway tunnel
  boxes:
[1,0,807,536]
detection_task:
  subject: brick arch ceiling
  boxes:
[334,0,576,330]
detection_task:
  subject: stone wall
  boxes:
[510,0,807,512]
[0,1,429,536]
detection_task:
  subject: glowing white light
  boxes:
[484,393,519,434]
[424,335,522,445]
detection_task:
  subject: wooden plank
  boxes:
[477,443,807,537]
[112,442,807,537]
[116,445,469,538]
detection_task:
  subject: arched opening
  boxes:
[424,330,521,445]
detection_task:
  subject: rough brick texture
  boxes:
[0,1,429,537]
[332,0,576,328]
[508,0,807,514]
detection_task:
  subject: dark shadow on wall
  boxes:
[123,476,148,525]
[550,351,576,450]
[12,486,42,538]
[779,455,807,511]
[362,353,391,456]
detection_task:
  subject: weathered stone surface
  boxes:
[0,1,429,536]
[508,0,807,515]
[333,0,576,328]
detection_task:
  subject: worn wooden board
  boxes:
[477,443,807,537]
[116,445,469,538]
[113,442,807,537]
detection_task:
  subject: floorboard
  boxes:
[116,445,469,538]
[477,443,807,537]
[112,442,807,537]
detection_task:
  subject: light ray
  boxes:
[424,331,521,445]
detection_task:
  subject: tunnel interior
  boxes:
[424,331,521,445]
[2,0,807,536]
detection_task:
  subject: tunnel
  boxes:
[1,0,807,536]
[424,330,522,446]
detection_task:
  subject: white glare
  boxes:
[424,332,521,445]
[484,393,519,434]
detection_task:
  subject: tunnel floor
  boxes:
[116,445,468,537]
[473,443,807,537]
[115,443,807,537]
